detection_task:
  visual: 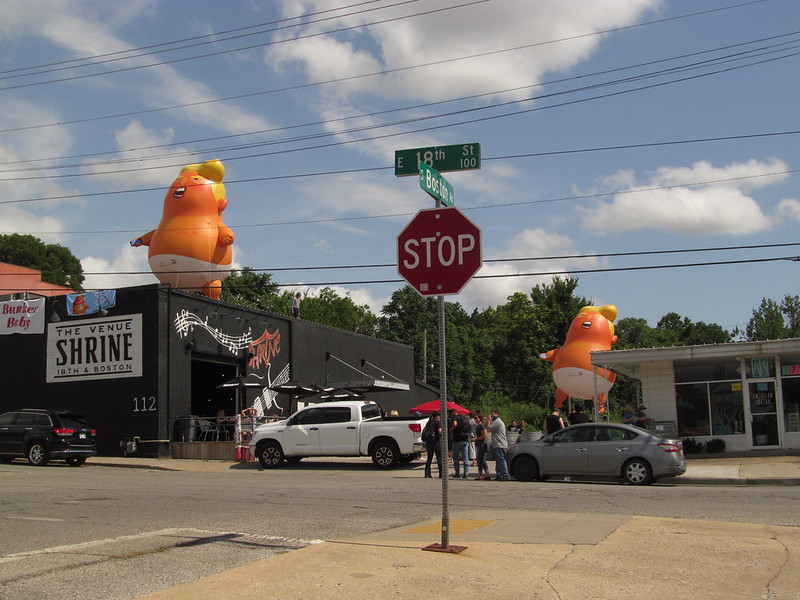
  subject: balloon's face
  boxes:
[566,310,612,345]
[162,172,221,218]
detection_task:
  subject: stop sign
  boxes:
[397,207,482,296]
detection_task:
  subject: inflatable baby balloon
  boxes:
[539,305,618,413]
[131,159,234,299]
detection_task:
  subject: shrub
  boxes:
[682,437,705,454]
[704,438,726,454]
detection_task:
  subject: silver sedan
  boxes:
[507,422,687,485]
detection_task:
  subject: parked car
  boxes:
[250,401,427,469]
[0,409,97,466]
[506,422,686,485]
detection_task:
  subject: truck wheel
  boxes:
[256,441,284,468]
[371,441,400,469]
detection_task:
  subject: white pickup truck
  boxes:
[249,401,428,469]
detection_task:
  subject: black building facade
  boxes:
[2,285,436,457]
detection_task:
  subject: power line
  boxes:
[0,0,412,77]
[1,151,795,221]
[0,1,489,91]
[16,241,790,277]
[4,37,797,186]
[5,29,798,173]
[7,253,792,293]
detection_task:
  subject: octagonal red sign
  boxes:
[397,207,482,296]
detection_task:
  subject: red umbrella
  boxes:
[410,400,470,415]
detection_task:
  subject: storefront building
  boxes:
[1,284,436,458]
[592,339,800,451]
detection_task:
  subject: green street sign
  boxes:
[395,143,481,176]
[419,162,454,206]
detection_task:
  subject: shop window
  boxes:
[674,359,740,383]
[676,383,711,436]
[745,357,775,379]
[709,382,744,435]
[676,381,744,437]
[779,355,800,377]
[782,378,800,433]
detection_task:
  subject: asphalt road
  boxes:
[2,459,800,599]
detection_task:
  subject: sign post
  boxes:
[396,143,482,553]
[397,207,481,554]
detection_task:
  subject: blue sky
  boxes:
[2,0,799,334]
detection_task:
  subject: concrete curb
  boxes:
[88,459,800,485]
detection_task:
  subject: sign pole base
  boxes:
[422,543,468,554]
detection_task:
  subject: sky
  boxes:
[1,0,799,334]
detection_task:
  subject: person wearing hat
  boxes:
[636,405,653,428]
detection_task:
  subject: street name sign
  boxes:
[397,207,482,296]
[394,143,481,176]
[419,162,454,206]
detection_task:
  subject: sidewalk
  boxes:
[94,455,800,600]
[128,512,800,600]
[91,454,800,485]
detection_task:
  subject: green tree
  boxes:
[378,286,439,383]
[745,297,790,341]
[221,268,291,313]
[530,276,592,351]
[0,233,83,291]
[300,287,378,336]
[781,294,800,338]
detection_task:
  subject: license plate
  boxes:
[79,433,86,439]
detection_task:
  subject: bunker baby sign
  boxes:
[397,207,482,296]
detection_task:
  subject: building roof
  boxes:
[590,337,800,378]
[0,261,73,297]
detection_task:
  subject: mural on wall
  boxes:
[174,309,288,415]
[539,305,618,413]
[131,159,234,300]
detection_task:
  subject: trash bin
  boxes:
[173,416,200,442]
[518,431,542,442]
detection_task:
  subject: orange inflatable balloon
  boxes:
[132,159,234,299]
[539,305,618,412]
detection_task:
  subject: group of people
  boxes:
[422,401,655,480]
[422,409,512,481]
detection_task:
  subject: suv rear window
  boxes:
[58,414,90,429]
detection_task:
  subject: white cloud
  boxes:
[776,198,800,222]
[459,228,602,309]
[580,158,789,236]
[81,242,156,291]
[270,0,661,103]
[0,205,65,243]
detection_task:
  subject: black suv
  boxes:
[0,409,97,466]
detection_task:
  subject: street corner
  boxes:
[550,515,800,600]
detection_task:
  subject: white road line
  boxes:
[0,528,324,563]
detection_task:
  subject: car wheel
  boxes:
[622,458,653,485]
[371,441,400,469]
[27,443,49,466]
[511,455,539,482]
[65,457,87,467]
[256,441,284,468]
